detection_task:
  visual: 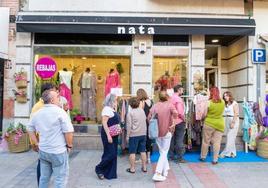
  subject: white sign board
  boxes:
[110,88,123,97]
[0,8,9,59]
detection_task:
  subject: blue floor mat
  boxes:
[151,151,268,163]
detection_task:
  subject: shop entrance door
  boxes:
[206,69,218,88]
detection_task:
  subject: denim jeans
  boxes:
[169,122,186,160]
[39,150,69,188]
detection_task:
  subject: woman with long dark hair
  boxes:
[200,87,225,165]
[220,91,239,158]
[136,88,153,163]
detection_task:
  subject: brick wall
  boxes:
[1,0,19,15]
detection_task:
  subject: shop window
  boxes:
[33,54,130,124]
[153,35,189,46]
[153,56,188,100]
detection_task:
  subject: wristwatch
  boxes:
[66,145,73,149]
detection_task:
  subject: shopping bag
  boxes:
[149,113,159,139]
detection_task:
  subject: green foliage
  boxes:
[70,108,81,120]
[116,63,124,75]
[6,122,27,134]
[34,75,59,103]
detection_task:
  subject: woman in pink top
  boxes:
[148,91,177,182]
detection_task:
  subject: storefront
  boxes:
[0,7,10,133]
[15,15,256,127]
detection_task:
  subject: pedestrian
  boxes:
[169,85,187,163]
[27,89,74,188]
[136,88,153,163]
[95,94,120,180]
[148,91,177,182]
[220,91,239,158]
[200,87,225,165]
[30,83,58,186]
[126,97,147,174]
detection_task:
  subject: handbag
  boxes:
[109,124,122,137]
[149,113,159,139]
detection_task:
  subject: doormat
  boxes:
[150,151,268,163]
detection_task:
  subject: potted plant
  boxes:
[4,123,30,153]
[70,109,85,124]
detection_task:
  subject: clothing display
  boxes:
[220,101,239,157]
[59,70,73,110]
[194,94,209,121]
[78,71,97,119]
[117,98,129,152]
[105,70,121,96]
[242,102,257,144]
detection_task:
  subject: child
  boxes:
[126,97,147,173]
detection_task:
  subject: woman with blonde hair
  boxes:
[220,91,239,158]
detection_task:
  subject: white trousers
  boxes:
[221,117,239,157]
[155,132,172,176]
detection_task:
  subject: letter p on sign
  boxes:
[253,49,266,63]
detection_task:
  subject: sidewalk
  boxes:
[0,150,268,188]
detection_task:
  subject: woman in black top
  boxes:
[137,88,153,163]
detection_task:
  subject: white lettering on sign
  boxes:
[36,64,56,71]
[118,26,155,35]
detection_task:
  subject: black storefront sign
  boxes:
[16,15,256,36]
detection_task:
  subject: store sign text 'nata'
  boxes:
[118,25,155,34]
[35,57,57,79]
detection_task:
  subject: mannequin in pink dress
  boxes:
[105,69,121,96]
[58,68,73,110]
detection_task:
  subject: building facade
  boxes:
[1,0,268,134]
[0,0,19,133]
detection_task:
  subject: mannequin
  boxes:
[105,68,121,96]
[78,68,97,121]
[58,68,73,110]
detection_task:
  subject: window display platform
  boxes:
[73,123,101,134]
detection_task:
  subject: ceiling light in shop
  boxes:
[81,57,87,60]
[111,61,115,64]
[92,65,96,68]
[212,39,219,43]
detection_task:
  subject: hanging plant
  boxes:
[116,63,124,75]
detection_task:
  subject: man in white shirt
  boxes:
[27,90,74,188]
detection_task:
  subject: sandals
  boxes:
[141,167,147,173]
[97,173,104,180]
[126,168,135,174]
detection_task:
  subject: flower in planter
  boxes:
[4,123,27,144]
[73,114,85,124]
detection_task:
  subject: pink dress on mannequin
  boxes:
[105,71,121,96]
[59,70,73,110]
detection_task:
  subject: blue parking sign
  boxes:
[252,49,266,63]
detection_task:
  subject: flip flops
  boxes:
[126,168,135,174]
[141,167,147,173]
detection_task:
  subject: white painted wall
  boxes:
[0,7,9,59]
[27,0,244,15]
[253,1,268,105]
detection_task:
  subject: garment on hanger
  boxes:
[78,72,97,119]
[242,102,257,145]
[105,71,121,96]
[59,70,73,110]
[194,94,209,121]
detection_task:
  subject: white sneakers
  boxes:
[152,173,166,182]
